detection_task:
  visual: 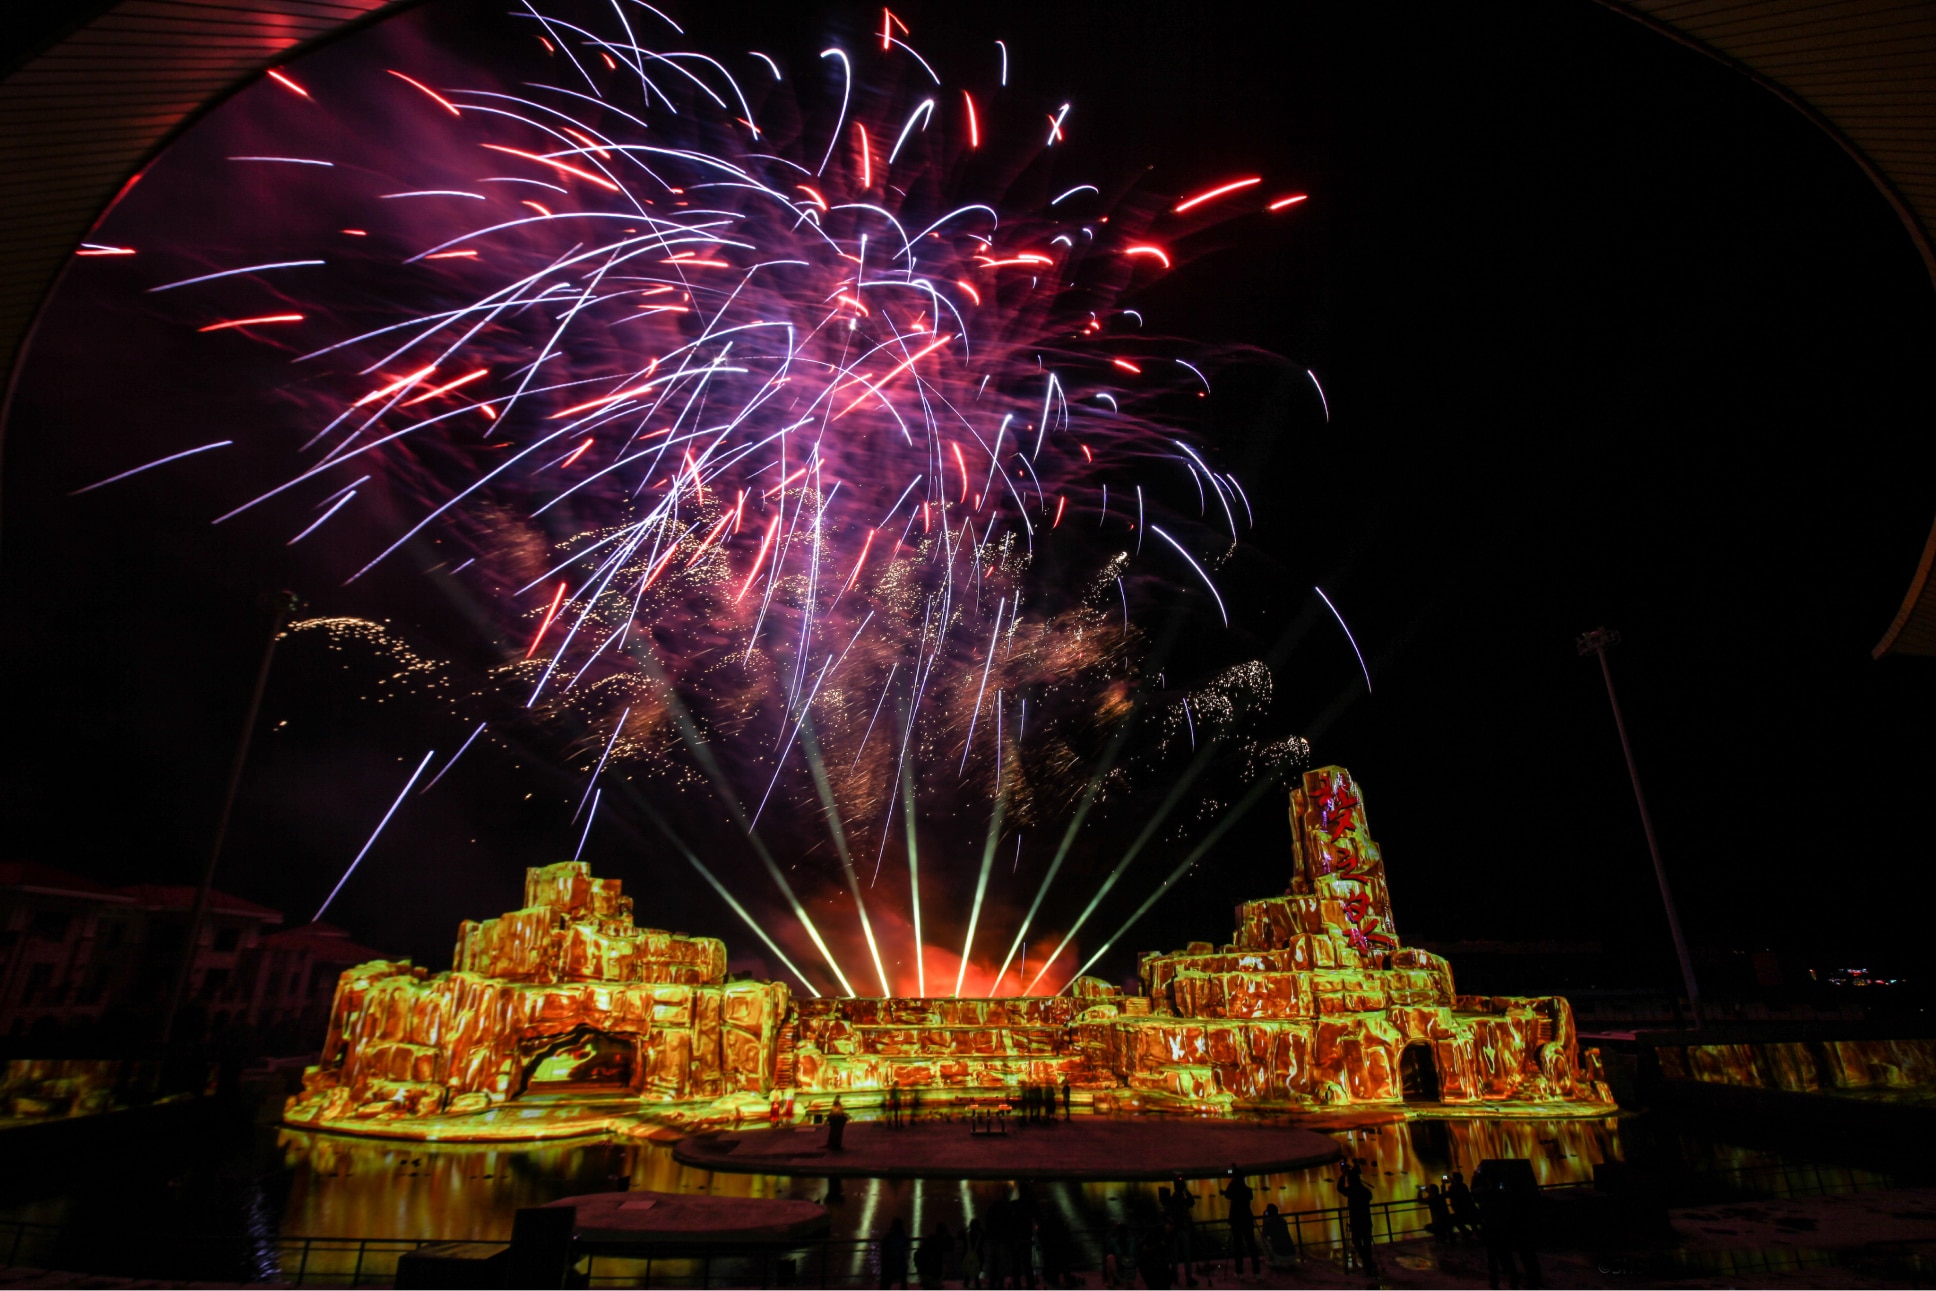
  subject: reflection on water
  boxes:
[0,1105,1912,1284]
[276,1113,1627,1243]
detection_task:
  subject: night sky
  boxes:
[3,0,1932,996]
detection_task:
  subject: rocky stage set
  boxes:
[284,767,1614,1139]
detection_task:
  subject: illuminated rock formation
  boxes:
[286,767,1611,1137]
[286,864,790,1128]
[1111,767,1604,1108]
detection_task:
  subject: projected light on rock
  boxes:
[285,768,1614,1138]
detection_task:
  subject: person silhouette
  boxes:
[1335,1162,1379,1279]
[1222,1165,1260,1277]
[881,1217,911,1289]
[826,1096,850,1151]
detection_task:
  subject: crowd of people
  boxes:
[857,1080,1074,1133]
[1419,1163,1546,1288]
[877,1181,1080,1289]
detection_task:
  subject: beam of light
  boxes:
[622,783,821,995]
[750,51,781,79]
[575,705,630,821]
[837,527,877,598]
[991,678,1155,991]
[638,647,860,996]
[1022,732,1225,994]
[834,332,952,417]
[314,749,435,920]
[1269,193,1309,211]
[1307,367,1330,421]
[953,792,1006,997]
[479,144,622,191]
[286,490,354,544]
[386,69,462,116]
[854,122,874,189]
[199,313,304,332]
[1315,585,1372,693]
[1045,103,1070,146]
[1149,523,1227,626]
[958,597,1004,772]
[901,753,925,996]
[886,99,934,165]
[1172,176,1261,213]
[1122,244,1170,269]
[995,38,1008,85]
[817,48,852,176]
[76,243,136,256]
[800,724,891,996]
[524,581,569,657]
[962,91,979,148]
[573,788,601,860]
[147,260,324,293]
[227,156,334,166]
[1055,758,1294,994]
[420,721,488,793]
[400,367,491,406]
[734,514,781,602]
[352,363,438,408]
[266,68,310,98]
[70,440,232,495]
[1051,184,1097,206]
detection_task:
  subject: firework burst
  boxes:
[73,1,1318,997]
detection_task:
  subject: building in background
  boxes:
[0,864,142,1036]
[0,864,383,1051]
[249,922,387,1054]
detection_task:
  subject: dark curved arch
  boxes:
[1597,1,1936,290]
[0,0,419,413]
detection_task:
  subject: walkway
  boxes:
[674,1115,1341,1179]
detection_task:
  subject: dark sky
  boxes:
[3,0,1932,994]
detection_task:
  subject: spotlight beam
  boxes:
[954,790,1007,997]
[1032,610,1341,993]
[615,781,822,996]
[632,647,858,996]
[993,611,1185,991]
[901,753,926,996]
[1021,733,1223,994]
[800,720,892,996]
[315,749,436,921]
[1055,757,1295,994]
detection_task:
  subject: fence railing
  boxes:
[0,1156,1902,1288]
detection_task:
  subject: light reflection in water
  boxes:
[277,1114,1627,1243]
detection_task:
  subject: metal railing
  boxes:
[0,1157,1904,1288]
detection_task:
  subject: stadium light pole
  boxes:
[1576,627,1704,1029]
[161,590,302,1044]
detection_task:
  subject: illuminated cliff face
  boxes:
[1116,768,1605,1107]
[288,864,790,1128]
[287,768,1612,1139]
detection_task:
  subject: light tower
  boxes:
[162,589,303,1043]
[1576,627,1703,1029]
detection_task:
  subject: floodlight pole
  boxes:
[161,590,302,1045]
[1576,627,1704,1030]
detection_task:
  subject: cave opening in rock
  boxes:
[1400,1043,1441,1103]
[522,1027,638,1094]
